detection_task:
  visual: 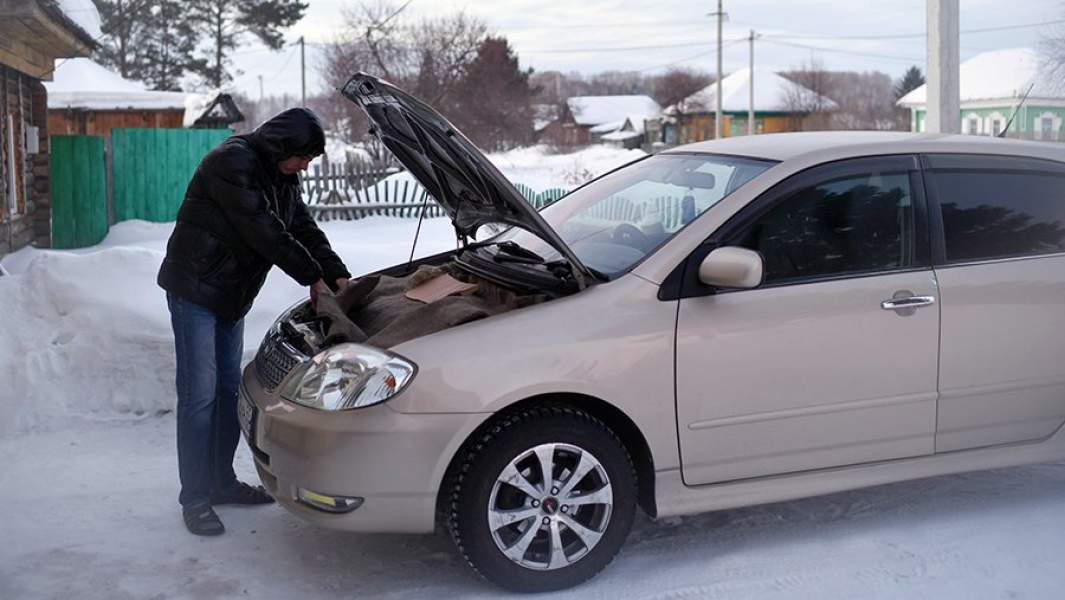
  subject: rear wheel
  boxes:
[447,406,637,593]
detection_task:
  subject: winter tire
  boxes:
[447,405,637,593]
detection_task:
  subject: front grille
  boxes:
[254,330,302,391]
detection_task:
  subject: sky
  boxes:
[227,0,1064,100]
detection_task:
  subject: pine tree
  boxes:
[451,37,535,150]
[141,0,202,91]
[188,0,309,88]
[894,66,925,100]
[92,0,153,79]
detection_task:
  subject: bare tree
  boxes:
[319,1,487,151]
[1040,18,1065,93]
[782,58,834,130]
[649,68,713,109]
[828,71,904,130]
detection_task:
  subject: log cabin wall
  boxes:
[0,63,49,255]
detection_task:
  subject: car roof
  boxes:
[664,131,1065,164]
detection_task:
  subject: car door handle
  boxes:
[881,295,936,310]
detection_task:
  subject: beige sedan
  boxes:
[238,73,1065,593]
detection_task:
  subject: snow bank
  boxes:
[488,144,646,189]
[0,218,457,435]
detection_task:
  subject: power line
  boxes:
[758,17,1065,41]
[522,38,748,54]
[635,39,746,73]
[760,38,925,63]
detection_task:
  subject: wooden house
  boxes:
[0,0,97,256]
[656,68,837,146]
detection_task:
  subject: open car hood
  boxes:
[341,73,592,287]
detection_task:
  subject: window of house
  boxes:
[1042,117,1054,139]
[931,161,1065,262]
[968,118,980,135]
[728,169,915,284]
[992,119,1003,136]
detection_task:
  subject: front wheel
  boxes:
[447,406,637,593]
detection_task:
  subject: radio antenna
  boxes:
[999,83,1035,138]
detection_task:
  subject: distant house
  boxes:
[183,92,245,130]
[0,0,97,257]
[897,48,1064,140]
[657,68,837,146]
[45,59,244,139]
[540,95,662,147]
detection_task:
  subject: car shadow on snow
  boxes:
[259,461,1065,598]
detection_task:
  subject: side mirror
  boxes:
[698,246,764,289]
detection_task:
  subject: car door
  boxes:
[924,154,1065,452]
[674,155,940,485]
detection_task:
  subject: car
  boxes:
[238,73,1065,593]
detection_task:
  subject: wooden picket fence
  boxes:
[303,159,571,221]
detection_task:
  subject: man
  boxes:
[158,108,350,536]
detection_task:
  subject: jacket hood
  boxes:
[248,108,326,163]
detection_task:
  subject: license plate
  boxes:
[237,387,256,444]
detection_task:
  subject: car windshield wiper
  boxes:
[492,241,545,263]
[489,240,609,283]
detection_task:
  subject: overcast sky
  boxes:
[228,0,1063,100]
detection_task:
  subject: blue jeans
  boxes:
[167,293,245,507]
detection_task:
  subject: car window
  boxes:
[927,157,1065,263]
[728,169,915,284]
[498,154,775,276]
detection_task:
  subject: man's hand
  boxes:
[335,277,350,291]
[310,279,330,309]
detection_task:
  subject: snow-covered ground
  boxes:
[2,162,1064,596]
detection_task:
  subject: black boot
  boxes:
[183,501,225,536]
[210,481,275,506]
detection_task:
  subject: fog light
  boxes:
[297,488,364,514]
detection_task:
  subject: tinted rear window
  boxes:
[928,155,1065,263]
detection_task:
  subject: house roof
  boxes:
[897,48,1063,107]
[566,95,662,127]
[49,0,103,42]
[44,58,188,110]
[668,67,837,114]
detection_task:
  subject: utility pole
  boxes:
[258,75,264,102]
[926,0,960,133]
[299,36,306,107]
[714,0,724,139]
[748,30,755,136]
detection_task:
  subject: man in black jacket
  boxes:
[158,108,350,535]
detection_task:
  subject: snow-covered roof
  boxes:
[669,67,837,115]
[897,48,1064,107]
[44,58,188,111]
[533,104,559,131]
[601,130,641,142]
[590,119,625,134]
[567,95,662,127]
[50,0,104,41]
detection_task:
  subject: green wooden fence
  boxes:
[111,128,230,222]
[51,135,108,249]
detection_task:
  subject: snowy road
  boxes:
[2,417,1063,599]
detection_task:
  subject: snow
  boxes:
[182,92,216,128]
[52,0,103,41]
[670,67,838,114]
[898,48,1064,107]
[567,95,662,127]
[45,58,188,111]
[0,218,458,436]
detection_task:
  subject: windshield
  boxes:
[495,154,776,276]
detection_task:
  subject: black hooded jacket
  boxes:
[157,108,350,320]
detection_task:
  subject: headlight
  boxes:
[279,344,416,411]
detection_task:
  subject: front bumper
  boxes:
[239,364,481,533]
